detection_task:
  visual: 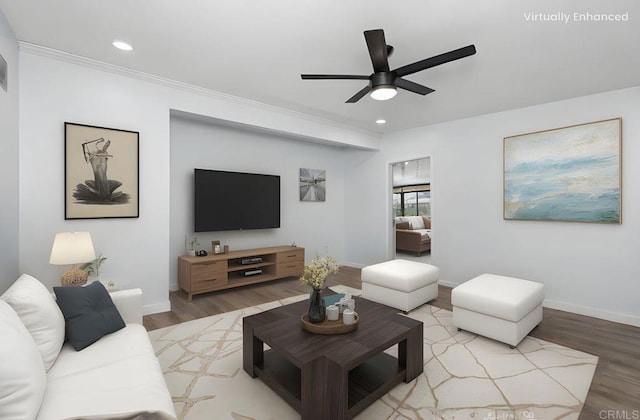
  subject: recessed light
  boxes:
[376,119,386,124]
[112,41,133,51]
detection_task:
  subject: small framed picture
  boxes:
[0,53,7,92]
[299,168,326,202]
[65,122,139,219]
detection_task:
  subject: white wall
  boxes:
[16,42,640,325]
[169,115,348,290]
[345,86,640,326]
[17,46,376,313]
[0,10,19,292]
[19,52,172,314]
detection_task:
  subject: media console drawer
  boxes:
[276,260,304,277]
[191,260,228,280]
[178,246,305,301]
[276,249,304,263]
[192,274,228,292]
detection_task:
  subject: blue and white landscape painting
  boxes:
[504,119,621,223]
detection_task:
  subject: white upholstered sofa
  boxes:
[0,274,176,420]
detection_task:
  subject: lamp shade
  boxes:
[49,232,96,265]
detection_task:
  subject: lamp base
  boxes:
[61,267,88,286]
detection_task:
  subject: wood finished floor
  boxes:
[144,266,640,419]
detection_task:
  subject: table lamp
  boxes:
[49,232,96,286]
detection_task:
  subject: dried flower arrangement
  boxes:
[299,255,339,290]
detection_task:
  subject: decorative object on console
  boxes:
[64,122,139,220]
[185,234,199,257]
[211,240,222,254]
[504,118,621,223]
[49,232,97,286]
[299,168,326,201]
[299,255,339,323]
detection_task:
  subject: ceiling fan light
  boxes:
[370,86,397,101]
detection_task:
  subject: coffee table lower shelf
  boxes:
[254,349,406,419]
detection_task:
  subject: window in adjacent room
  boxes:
[393,185,431,216]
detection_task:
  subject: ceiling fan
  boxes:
[301,29,476,103]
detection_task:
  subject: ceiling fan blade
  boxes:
[395,78,435,95]
[301,74,370,80]
[346,85,372,103]
[394,45,476,77]
[364,29,390,73]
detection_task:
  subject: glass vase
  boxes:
[307,287,326,323]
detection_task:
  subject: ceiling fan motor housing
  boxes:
[371,72,396,88]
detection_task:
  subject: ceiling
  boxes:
[1,0,639,134]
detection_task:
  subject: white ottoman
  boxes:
[452,274,545,347]
[361,259,439,312]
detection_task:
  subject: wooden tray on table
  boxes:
[300,313,359,334]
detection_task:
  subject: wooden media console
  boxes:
[178,245,305,300]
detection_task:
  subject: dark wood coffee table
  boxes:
[243,292,423,419]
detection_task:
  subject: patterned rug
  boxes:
[148,286,597,420]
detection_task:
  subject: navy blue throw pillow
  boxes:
[54,281,125,351]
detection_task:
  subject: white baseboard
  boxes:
[437,279,459,289]
[543,299,640,328]
[341,261,366,269]
[143,300,171,316]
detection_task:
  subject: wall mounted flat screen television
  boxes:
[194,169,280,232]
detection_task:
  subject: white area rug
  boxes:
[148,286,597,420]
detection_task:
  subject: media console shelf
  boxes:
[178,245,305,301]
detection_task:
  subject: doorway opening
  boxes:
[391,157,432,264]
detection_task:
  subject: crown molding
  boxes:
[18,42,381,141]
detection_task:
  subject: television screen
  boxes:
[194,169,280,232]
